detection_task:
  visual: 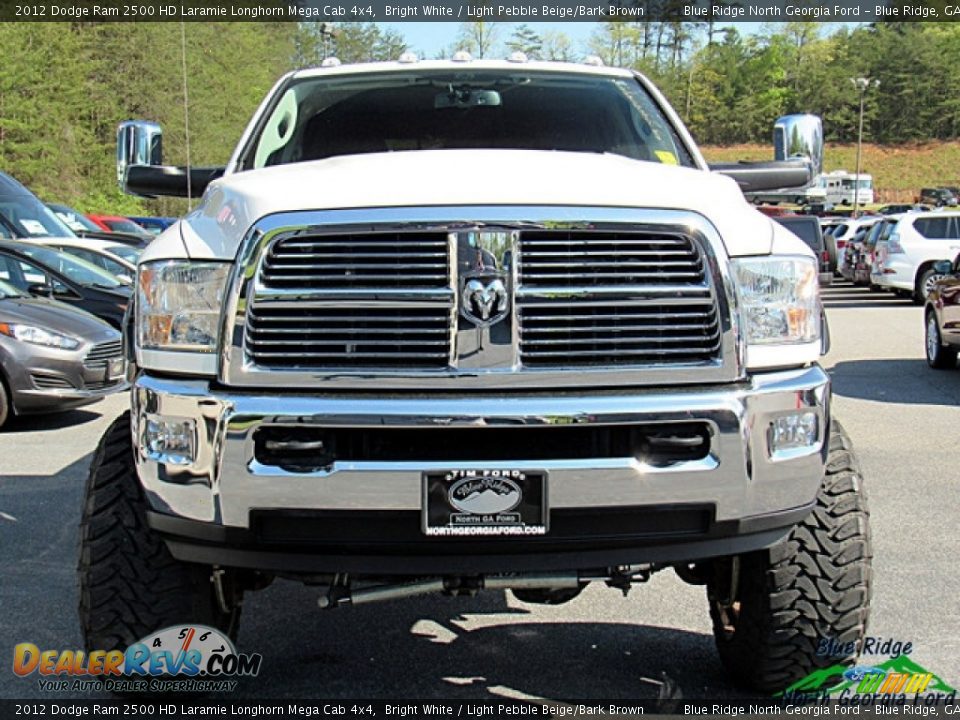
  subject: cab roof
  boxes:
[291,59,637,82]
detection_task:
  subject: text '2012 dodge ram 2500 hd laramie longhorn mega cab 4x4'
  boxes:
[80,57,871,693]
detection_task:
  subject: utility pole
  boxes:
[850,77,879,218]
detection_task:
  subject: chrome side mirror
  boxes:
[773,114,823,178]
[117,121,163,189]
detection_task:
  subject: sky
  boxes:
[378,22,857,60]
[380,22,599,58]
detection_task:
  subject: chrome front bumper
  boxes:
[132,365,830,536]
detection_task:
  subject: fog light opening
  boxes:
[768,411,819,459]
[143,415,197,465]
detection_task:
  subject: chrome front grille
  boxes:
[247,231,453,369]
[260,232,449,289]
[517,231,722,366]
[83,340,123,370]
[227,207,738,389]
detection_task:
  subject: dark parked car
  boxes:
[774,215,833,286]
[878,204,931,215]
[0,242,130,329]
[924,253,960,369]
[0,279,125,426]
[918,188,958,207]
[0,173,77,239]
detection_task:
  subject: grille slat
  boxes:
[253,351,449,360]
[522,323,719,334]
[522,272,702,281]
[249,338,449,347]
[522,332,721,346]
[518,230,720,367]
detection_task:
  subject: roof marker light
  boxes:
[508,51,529,63]
[583,55,605,67]
[320,57,341,68]
[452,50,473,62]
[398,51,419,63]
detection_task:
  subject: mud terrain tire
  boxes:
[707,420,871,693]
[78,412,240,655]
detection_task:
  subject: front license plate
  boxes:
[423,469,547,537]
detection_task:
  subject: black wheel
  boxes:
[925,312,958,369]
[916,268,946,304]
[78,412,241,657]
[707,421,871,693]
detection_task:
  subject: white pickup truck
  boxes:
[80,58,870,693]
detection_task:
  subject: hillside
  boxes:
[701,142,960,204]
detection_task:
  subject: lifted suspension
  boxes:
[317,566,655,608]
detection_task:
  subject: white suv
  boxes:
[873,211,960,301]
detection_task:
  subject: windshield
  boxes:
[104,218,150,236]
[245,70,694,169]
[107,244,141,263]
[49,204,101,233]
[0,194,75,238]
[0,278,26,299]
[15,244,123,288]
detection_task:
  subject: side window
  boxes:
[912,217,958,240]
[18,260,47,285]
[66,247,106,270]
[0,255,17,283]
[101,257,127,278]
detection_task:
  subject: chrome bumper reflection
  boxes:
[132,365,830,528]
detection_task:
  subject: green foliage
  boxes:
[0,22,297,216]
[590,21,960,148]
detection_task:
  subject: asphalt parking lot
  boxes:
[1,282,958,701]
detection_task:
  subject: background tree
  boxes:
[455,21,500,58]
[540,30,577,62]
[506,24,543,59]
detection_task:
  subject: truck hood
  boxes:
[149,150,776,262]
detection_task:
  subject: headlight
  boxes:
[734,256,820,369]
[0,323,80,350]
[137,261,230,352]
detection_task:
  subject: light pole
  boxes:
[319,22,336,59]
[850,77,879,218]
